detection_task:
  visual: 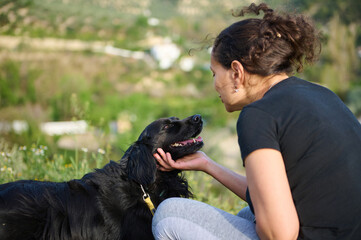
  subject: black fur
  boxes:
[0,115,203,240]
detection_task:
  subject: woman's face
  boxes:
[210,55,244,112]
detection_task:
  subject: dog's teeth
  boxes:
[171,143,184,147]
[193,139,196,143]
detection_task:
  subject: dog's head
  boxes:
[125,115,204,185]
[138,114,204,159]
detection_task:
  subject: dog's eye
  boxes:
[163,124,173,130]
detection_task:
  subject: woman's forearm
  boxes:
[204,159,248,201]
[153,149,248,200]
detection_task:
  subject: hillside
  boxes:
[0,0,360,214]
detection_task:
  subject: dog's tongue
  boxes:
[177,136,203,145]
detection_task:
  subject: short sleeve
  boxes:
[237,107,280,166]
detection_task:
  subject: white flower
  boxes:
[81,148,88,153]
[40,145,48,150]
[97,148,105,155]
[34,149,44,156]
[19,146,27,151]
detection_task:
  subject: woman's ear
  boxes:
[231,60,245,88]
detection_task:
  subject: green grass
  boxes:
[1,0,359,219]
[0,139,246,215]
[0,141,105,182]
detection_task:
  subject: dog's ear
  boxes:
[125,141,157,186]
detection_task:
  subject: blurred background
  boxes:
[0,0,360,212]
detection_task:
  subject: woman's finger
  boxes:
[153,149,175,171]
[165,152,176,165]
[156,148,168,162]
[157,165,171,172]
[153,153,169,167]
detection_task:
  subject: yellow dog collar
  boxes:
[140,184,156,215]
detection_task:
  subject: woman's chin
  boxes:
[224,104,242,112]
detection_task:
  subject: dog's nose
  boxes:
[192,114,202,123]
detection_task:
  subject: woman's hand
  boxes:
[154,148,249,201]
[153,148,211,172]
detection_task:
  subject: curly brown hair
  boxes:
[212,3,321,76]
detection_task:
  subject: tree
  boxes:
[290,0,360,101]
[291,0,361,24]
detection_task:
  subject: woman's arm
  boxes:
[154,148,300,240]
[205,158,248,201]
[154,149,248,201]
[245,148,299,240]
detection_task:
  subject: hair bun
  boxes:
[213,2,321,76]
[233,3,273,18]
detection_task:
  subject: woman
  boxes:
[152,3,361,240]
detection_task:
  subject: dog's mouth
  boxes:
[170,136,203,148]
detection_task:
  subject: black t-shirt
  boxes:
[237,77,361,239]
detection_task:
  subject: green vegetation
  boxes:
[0,0,360,214]
[0,140,245,214]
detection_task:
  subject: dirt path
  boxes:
[0,35,149,60]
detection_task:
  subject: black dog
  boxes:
[0,114,203,240]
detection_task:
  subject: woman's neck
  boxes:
[247,73,289,103]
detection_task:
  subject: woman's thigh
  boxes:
[152,198,259,240]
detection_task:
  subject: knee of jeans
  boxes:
[153,198,177,225]
[153,198,191,225]
[237,206,256,223]
[237,206,250,217]
[152,198,180,237]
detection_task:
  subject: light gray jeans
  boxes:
[152,198,259,240]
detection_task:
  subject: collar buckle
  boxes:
[140,184,156,215]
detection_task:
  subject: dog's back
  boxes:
[0,166,154,240]
[0,115,203,240]
[0,179,107,240]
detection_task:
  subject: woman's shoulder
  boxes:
[248,76,338,110]
[267,76,329,95]
[240,76,345,126]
